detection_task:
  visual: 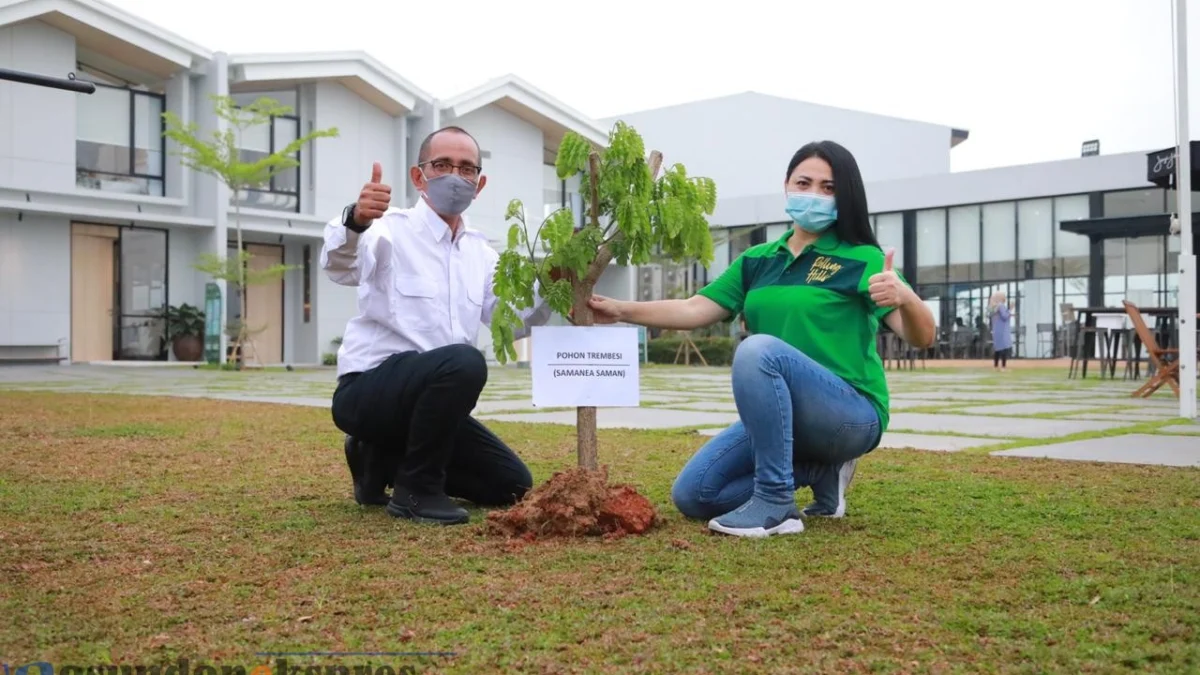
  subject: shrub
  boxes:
[647,336,735,366]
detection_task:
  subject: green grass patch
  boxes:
[1,391,1199,672]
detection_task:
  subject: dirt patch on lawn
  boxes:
[486,466,657,539]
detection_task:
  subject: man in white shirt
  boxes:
[320,126,551,526]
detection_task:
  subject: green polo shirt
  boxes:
[698,228,907,430]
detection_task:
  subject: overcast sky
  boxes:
[108,0,1197,173]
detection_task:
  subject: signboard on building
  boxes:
[1146,141,1200,188]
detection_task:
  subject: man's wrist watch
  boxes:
[342,203,367,233]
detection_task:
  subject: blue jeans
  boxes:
[671,334,883,520]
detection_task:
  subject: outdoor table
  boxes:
[1073,307,1179,379]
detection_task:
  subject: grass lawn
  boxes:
[2,392,1198,674]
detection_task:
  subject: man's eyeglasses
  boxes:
[421,159,481,181]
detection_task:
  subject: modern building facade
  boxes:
[0,0,608,366]
[1,0,1193,367]
[618,95,1196,359]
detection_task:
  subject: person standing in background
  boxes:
[989,291,1013,370]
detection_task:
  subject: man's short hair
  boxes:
[417,126,481,166]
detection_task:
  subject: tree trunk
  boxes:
[572,279,599,470]
[233,197,246,368]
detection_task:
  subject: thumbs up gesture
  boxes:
[868,248,909,308]
[352,162,391,227]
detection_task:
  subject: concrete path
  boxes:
[2,362,1197,468]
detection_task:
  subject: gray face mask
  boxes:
[421,173,477,216]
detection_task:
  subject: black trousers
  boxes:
[331,343,533,506]
[993,348,1012,368]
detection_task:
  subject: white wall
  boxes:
[594,263,635,301]
[311,81,399,221]
[163,72,190,201]
[450,105,543,246]
[0,214,70,349]
[316,272,356,362]
[605,92,954,201]
[712,151,1150,228]
[0,20,76,192]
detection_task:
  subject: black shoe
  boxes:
[344,436,390,506]
[386,485,470,525]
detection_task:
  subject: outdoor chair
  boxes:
[1036,323,1056,358]
[1064,303,1108,379]
[1122,300,1179,398]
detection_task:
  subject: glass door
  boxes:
[117,227,169,360]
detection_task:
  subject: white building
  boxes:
[614,95,1196,359]
[0,0,609,366]
[2,0,1193,367]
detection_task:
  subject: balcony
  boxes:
[75,74,165,198]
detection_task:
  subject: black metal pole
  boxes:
[0,67,95,94]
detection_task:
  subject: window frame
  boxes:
[75,79,167,197]
[233,94,302,213]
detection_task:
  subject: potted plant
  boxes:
[155,303,206,361]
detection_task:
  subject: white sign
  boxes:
[531,326,640,408]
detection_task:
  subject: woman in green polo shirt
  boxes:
[588,140,936,538]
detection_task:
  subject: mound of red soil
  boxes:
[486,466,657,538]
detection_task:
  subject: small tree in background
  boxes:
[489,121,717,470]
[162,94,338,366]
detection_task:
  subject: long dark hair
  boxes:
[785,141,880,248]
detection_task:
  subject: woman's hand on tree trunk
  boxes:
[587,295,624,324]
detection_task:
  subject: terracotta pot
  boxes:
[172,334,204,362]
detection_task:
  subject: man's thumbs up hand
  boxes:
[353,161,391,227]
[868,247,909,308]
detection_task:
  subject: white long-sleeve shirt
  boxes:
[320,198,552,377]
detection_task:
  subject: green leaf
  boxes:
[491,120,718,356]
[555,133,591,179]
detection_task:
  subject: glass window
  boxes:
[948,205,980,282]
[1103,239,1126,307]
[1104,189,1164,217]
[233,91,300,212]
[1165,189,1200,213]
[132,94,163,179]
[1018,198,1053,277]
[1054,195,1091,289]
[916,209,946,284]
[272,117,300,193]
[728,225,767,261]
[76,86,164,196]
[875,213,904,270]
[1054,195,1091,257]
[982,201,1016,280]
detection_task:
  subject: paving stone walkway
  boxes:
[1,362,1197,468]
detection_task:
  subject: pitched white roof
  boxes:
[0,0,211,77]
[443,74,608,156]
[229,52,433,116]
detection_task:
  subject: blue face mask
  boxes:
[785,192,838,233]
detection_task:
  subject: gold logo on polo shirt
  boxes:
[806,256,843,284]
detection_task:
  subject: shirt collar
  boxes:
[768,226,840,256]
[415,197,483,244]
